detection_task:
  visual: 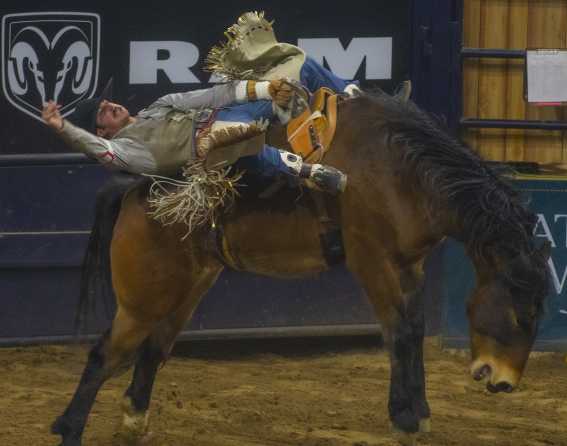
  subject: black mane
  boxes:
[352,91,549,311]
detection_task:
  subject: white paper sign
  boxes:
[526,49,567,103]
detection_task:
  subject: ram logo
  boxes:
[2,12,100,122]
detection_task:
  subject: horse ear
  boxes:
[394,80,412,102]
[538,240,552,260]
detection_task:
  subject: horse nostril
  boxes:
[473,364,491,381]
[487,381,514,393]
[496,382,514,393]
[487,382,498,393]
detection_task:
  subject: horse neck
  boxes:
[332,94,543,294]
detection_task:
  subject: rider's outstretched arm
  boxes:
[42,101,155,174]
[58,121,157,174]
[150,81,280,112]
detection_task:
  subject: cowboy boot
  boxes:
[278,150,347,195]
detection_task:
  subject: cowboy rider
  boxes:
[41,12,359,195]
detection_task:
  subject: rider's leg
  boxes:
[235,146,347,195]
[213,103,347,194]
[300,56,361,95]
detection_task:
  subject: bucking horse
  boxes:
[52,90,550,446]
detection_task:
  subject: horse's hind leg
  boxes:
[51,308,154,446]
[347,252,429,446]
[119,268,222,441]
[119,337,161,440]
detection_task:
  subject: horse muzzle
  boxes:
[470,359,519,393]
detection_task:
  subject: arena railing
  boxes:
[459,48,567,131]
[0,153,95,166]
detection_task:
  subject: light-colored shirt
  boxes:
[59,80,257,175]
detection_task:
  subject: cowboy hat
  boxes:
[205,11,306,82]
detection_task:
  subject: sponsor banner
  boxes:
[0,1,411,154]
[2,12,100,121]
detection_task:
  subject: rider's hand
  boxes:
[42,100,64,131]
[268,79,294,109]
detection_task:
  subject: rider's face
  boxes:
[95,100,131,138]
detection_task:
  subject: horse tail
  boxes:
[75,173,139,335]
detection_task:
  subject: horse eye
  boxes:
[517,317,534,333]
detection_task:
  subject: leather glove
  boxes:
[268,79,294,109]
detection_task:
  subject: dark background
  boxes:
[0,0,411,154]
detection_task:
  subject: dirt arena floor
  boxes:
[0,336,566,446]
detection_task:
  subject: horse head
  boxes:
[467,241,551,392]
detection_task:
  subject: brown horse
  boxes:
[52,92,550,446]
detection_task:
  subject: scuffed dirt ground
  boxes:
[0,337,566,446]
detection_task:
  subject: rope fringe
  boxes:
[145,161,243,239]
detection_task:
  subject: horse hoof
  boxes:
[52,417,82,446]
[393,432,417,446]
[391,426,417,446]
[51,416,66,435]
[113,430,154,446]
[137,432,156,445]
[56,438,81,446]
[419,418,431,433]
[120,398,150,442]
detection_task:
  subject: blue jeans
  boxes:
[214,58,355,177]
[300,56,355,93]
[216,102,288,177]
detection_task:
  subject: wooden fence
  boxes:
[463,0,567,163]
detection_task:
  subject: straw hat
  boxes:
[205,11,306,82]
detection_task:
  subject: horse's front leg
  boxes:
[389,264,430,435]
[348,254,429,445]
